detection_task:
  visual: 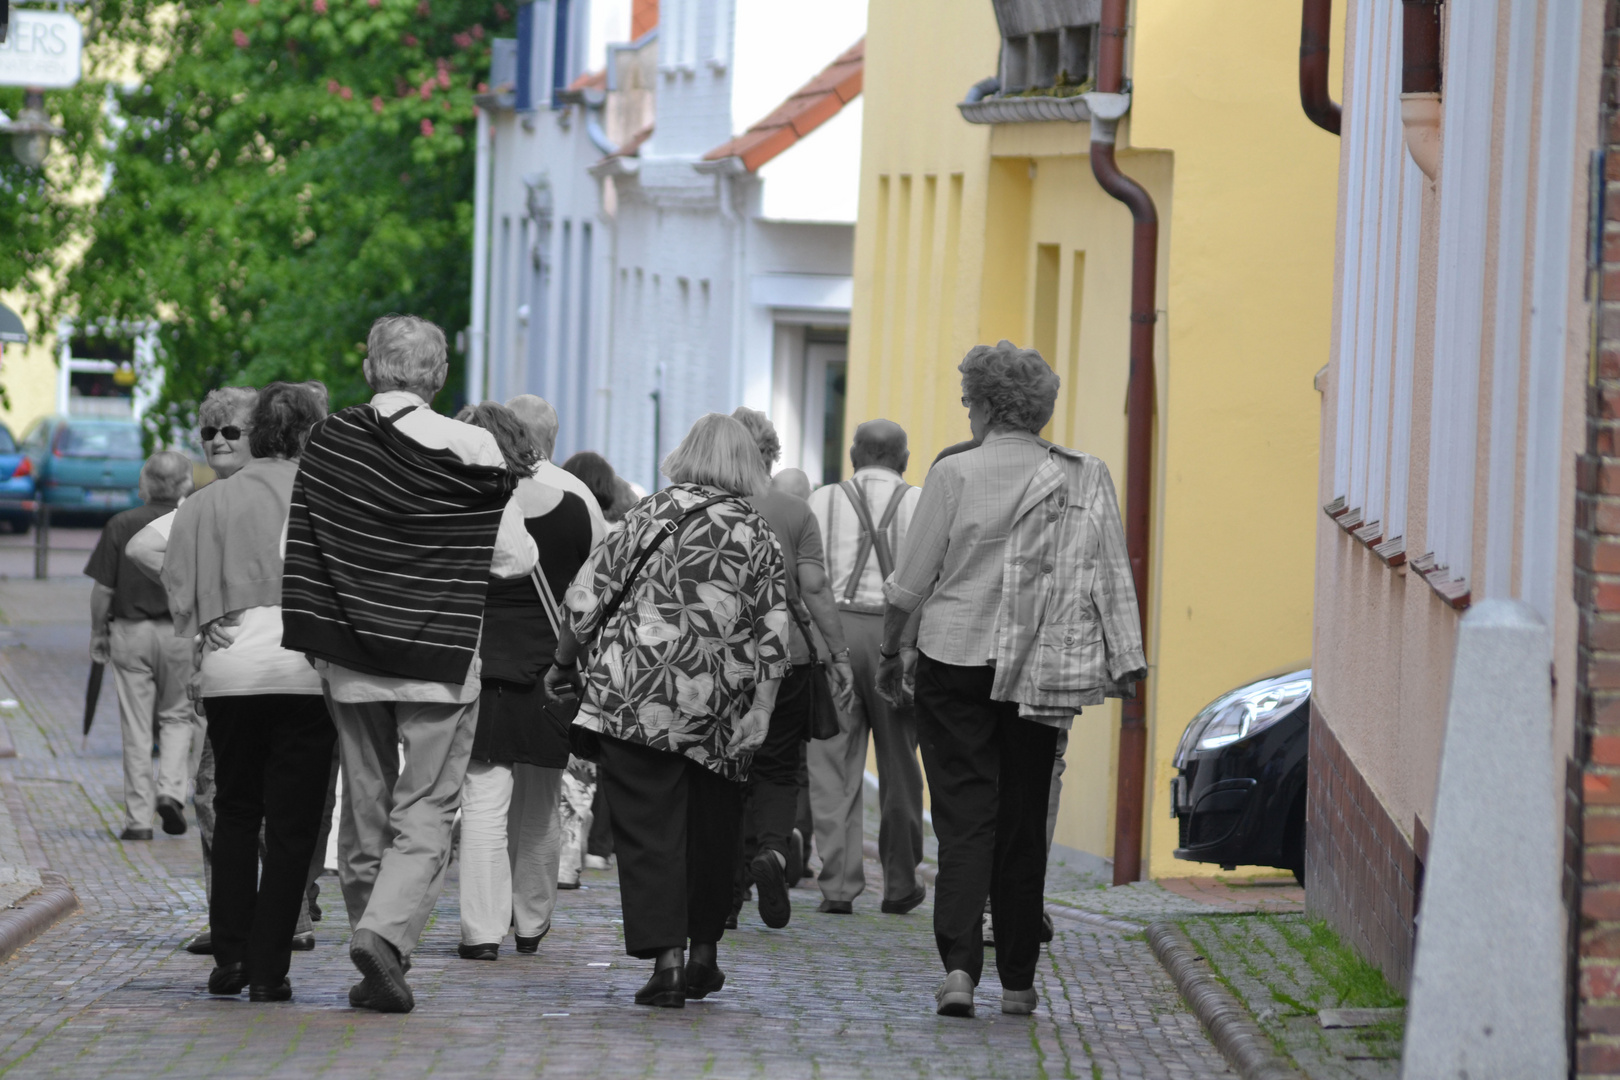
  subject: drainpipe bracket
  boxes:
[1399,91,1442,182]
[1080,91,1131,122]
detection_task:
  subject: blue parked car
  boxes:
[18,416,146,524]
[0,423,34,532]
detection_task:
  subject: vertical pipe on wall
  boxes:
[1299,0,1342,134]
[468,108,492,405]
[1090,0,1158,886]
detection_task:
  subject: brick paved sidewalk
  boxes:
[0,579,1230,1079]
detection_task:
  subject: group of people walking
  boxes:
[88,315,1143,1019]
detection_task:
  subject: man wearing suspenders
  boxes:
[806,420,927,915]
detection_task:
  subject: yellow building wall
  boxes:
[0,291,59,440]
[850,0,1341,876]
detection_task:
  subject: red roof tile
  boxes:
[703,38,864,172]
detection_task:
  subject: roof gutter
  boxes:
[1299,0,1342,134]
[1081,0,1158,887]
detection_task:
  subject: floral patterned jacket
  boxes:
[564,483,792,780]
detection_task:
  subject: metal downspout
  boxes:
[1088,0,1158,887]
[1300,0,1342,134]
[468,107,493,403]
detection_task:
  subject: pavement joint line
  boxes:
[1147,919,1305,1080]
[1047,902,1144,934]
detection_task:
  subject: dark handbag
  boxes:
[548,494,737,760]
[784,581,842,741]
[529,563,592,760]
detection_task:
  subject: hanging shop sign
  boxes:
[0,10,82,89]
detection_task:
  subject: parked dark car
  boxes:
[18,416,146,524]
[1170,668,1311,883]
[0,423,34,532]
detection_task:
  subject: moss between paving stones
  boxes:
[1175,914,1404,1080]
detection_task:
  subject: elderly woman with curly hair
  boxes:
[876,341,1145,1021]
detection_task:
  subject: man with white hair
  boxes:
[504,395,606,549]
[87,451,197,841]
[282,314,537,1013]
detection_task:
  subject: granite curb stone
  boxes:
[1149,920,1304,1080]
[0,869,79,963]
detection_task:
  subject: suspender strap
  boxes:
[837,479,910,605]
[598,495,735,630]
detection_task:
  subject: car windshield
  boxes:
[56,424,144,460]
[0,428,15,454]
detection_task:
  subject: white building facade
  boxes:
[470,0,867,489]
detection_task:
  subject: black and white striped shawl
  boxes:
[281,404,518,684]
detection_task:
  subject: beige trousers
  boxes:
[109,618,197,831]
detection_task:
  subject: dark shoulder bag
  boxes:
[555,495,736,760]
[782,571,842,741]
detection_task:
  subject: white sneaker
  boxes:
[936,970,975,1017]
[1002,988,1037,1015]
[583,854,610,871]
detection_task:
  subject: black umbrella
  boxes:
[83,661,104,740]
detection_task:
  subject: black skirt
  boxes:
[469,679,572,769]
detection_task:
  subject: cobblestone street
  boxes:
[0,578,1229,1079]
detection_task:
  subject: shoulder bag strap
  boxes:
[838,479,880,605]
[530,565,564,640]
[780,558,821,665]
[597,495,735,630]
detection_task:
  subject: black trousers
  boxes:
[206,693,337,984]
[914,655,1058,991]
[746,664,812,853]
[598,734,743,958]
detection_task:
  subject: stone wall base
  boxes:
[1305,699,1420,990]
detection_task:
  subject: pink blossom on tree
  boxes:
[233,28,250,47]
[402,33,418,46]
[420,119,434,137]
[327,79,341,93]
[372,96,385,113]
[313,0,327,13]
[340,86,353,100]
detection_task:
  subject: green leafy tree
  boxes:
[10,0,513,433]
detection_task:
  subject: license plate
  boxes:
[85,489,130,507]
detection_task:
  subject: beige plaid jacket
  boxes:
[989,444,1146,719]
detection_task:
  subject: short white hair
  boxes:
[661,414,770,497]
[363,315,448,395]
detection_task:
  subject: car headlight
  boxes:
[1194,674,1311,751]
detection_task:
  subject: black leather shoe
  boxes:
[1040,911,1055,943]
[881,884,927,915]
[457,942,499,961]
[119,827,153,842]
[724,910,738,930]
[290,931,315,951]
[751,851,791,929]
[633,965,685,1008]
[817,899,853,914]
[349,929,414,1013]
[156,796,187,836]
[684,961,725,1000]
[186,930,214,955]
[208,961,249,996]
[249,979,292,1002]
[514,928,548,954]
[349,978,381,1009]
